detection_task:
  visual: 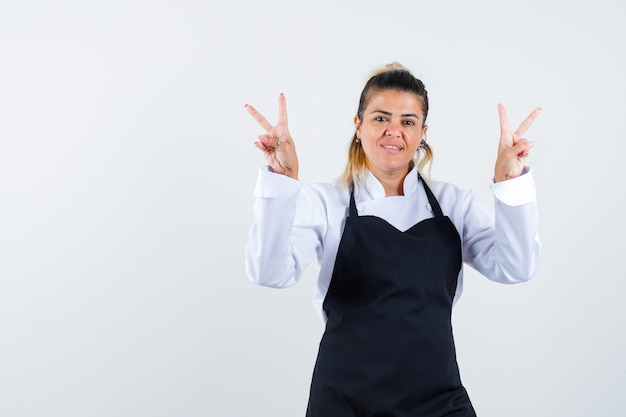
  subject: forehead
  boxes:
[365,89,424,114]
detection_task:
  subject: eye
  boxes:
[403,120,416,126]
[375,116,388,122]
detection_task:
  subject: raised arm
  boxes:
[244,94,324,289]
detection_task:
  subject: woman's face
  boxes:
[355,89,427,178]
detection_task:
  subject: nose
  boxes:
[386,121,402,137]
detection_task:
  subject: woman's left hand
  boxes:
[494,104,541,182]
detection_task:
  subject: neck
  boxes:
[369,166,411,196]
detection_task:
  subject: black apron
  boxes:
[306,174,476,417]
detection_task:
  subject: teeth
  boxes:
[383,145,401,150]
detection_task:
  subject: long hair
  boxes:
[339,62,433,188]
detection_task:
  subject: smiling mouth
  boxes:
[382,145,402,151]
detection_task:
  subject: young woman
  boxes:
[245,62,541,416]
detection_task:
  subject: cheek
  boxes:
[361,124,382,139]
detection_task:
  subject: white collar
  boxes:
[359,166,420,201]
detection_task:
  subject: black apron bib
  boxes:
[306,174,476,417]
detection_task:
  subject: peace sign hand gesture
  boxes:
[245,93,299,180]
[494,104,541,183]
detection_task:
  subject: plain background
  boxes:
[1,0,624,416]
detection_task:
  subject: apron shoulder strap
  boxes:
[348,184,358,218]
[418,174,444,217]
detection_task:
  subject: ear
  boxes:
[354,115,361,136]
[422,124,428,136]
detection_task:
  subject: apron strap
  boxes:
[418,174,444,217]
[348,185,358,218]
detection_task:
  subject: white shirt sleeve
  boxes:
[461,168,541,283]
[245,167,327,288]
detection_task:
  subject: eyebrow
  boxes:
[371,110,420,119]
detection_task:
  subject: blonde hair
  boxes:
[339,62,433,188]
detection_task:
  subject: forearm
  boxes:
[246,190,300,288]
[244,168,324,288]
[489,168,542,282]
[464,168,542,283]
[491,199,542,283]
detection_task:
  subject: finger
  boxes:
[512,138,535,152]
[257,134,271,147]
[498,103,511,138]
[504,139,535,160]
[277,93,288,126]
[258,134,281,150]
[514,107,542,137]
[245,103,273,132]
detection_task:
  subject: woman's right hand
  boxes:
[245,93,299,179]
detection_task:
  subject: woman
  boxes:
[244,63,541,416]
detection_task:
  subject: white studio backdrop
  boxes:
[0,1,624,416]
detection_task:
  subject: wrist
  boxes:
[285,166,299,180]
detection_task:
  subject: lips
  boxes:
[381,144,403,151]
